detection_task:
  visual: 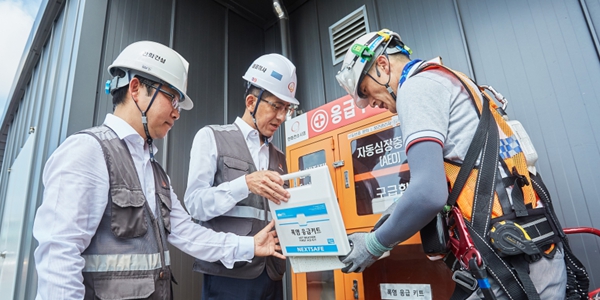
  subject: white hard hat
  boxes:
[107,40,193,110]
[336,29,410,109]
[242,53,299,105]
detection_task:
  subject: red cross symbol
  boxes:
[310,110,328,132]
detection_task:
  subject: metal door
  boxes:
[288,136,340,300]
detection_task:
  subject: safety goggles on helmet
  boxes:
[336,29,411,108]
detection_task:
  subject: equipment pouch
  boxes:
[420,212,449,255]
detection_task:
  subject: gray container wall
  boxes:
[166,1,271,298]
[95,0,174,122]
[95,0,176,156]
[165,1,227,297]
[166,0,281,196]
[456,0,600,285]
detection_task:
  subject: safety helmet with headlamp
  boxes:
[106,40,193,110]
[336,29,411,109]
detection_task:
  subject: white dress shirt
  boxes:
[184,117,271,221]
[33,114,253,300]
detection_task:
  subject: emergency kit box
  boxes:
[269,166,351,273]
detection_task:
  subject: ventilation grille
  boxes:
[329,6,370,65]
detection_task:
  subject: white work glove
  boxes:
[339,232,392,273]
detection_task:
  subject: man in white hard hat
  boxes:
[184,53,299,300]
[335,29,575,299]
[32,41,284,300]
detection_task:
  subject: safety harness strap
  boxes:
[443,92,532,300]
[414,63,543,300]
[469,225,534,300]
[449,279,476,300]
[496,157,530,218]
[494,171,513,216]
[462,103,540,300]
[435,69,539,299]
[508,256,540,299]
[445,95,489,209]
[469,92,499,236]
[501,169,529,217]
[447,99,536,300]
[530,173,590,299]
[447,222,533,300]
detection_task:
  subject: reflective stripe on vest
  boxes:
[222,206,272,221]
[82,251,171,272]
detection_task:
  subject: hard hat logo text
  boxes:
[143,52,166,64]
[252,64,267,73]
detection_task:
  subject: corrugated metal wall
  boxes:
[288,0,326,115]
[165,3,221,295]
[94,0,176,161]
[589,0,600,39]
[167,1,271,297]
[95,0,174,125]
[456,0,600,286]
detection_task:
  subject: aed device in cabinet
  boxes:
[284,95,455,300]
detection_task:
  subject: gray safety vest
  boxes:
[192,123,287,280]
[79,125,173,300]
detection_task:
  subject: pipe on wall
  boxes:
[271,3,293,299]
[579,0,600,61]
[273,0,291,59]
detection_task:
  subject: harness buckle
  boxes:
[511,166,529,187]
[452,269,478,291]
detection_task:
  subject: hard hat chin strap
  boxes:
[250,89,270,145]
[133,83,162,161]
[365,53,397,101]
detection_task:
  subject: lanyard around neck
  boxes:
[398,59,423,88]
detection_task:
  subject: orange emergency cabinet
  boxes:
[283,95,455,300]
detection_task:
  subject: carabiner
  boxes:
[480,85,508,111]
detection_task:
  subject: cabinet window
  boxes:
[350,126,409,215]
[298,150,326,185]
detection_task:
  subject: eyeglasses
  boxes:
[140,79,182,112]
[261,98,295,115]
